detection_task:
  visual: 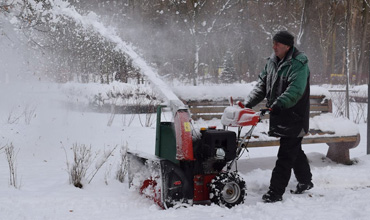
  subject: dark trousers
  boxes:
[269,137,312,195]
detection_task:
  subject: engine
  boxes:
[193,128,237,174]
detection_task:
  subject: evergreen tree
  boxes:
[220,51,237,84]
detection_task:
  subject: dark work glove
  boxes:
[270,103,282,115]
[244,103,253,109]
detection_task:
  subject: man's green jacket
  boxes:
[245,47,310,137]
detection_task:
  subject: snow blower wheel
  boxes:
[209,172,246,208]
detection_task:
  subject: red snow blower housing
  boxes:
[128,103,268,209]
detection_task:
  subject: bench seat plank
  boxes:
[246,135,359,147]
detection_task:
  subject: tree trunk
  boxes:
[297,0,312,46]
[357,0,369,84]
[330,29,336,79]
[349,1,357,84]
[367,58,370,154]
[193,41,200,86]
[344,0,352,119]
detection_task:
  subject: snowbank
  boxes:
[173,83,332,101]
[172,83,255,101]
[310,113,359,136]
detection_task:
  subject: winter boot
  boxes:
[291,182,314,194]
[262,190,283,203]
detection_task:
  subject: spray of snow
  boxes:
[47,0,185,112]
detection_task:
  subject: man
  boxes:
[244,30,313,202]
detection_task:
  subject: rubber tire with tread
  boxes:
[209,172,246,208]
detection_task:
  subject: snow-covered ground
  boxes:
[0,81,370,220]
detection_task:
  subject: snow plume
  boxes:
[47,0,183,108]
[0,12,36,83]
[2,0,183,109]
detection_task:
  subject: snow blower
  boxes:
[127,97,269,209]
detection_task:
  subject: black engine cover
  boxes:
[200,129,236,161]
[193,129,237,174]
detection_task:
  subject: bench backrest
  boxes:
[184,95,332,121]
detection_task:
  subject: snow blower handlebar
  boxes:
[223,107,270,172]
[236,101,270,117]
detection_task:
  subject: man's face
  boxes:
[273,41,290,60]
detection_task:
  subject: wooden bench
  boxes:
[183,95,360,165]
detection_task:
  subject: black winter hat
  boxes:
[273,31,294,47]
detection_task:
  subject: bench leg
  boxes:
[326,143,352,164]
[326,135,360,165]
